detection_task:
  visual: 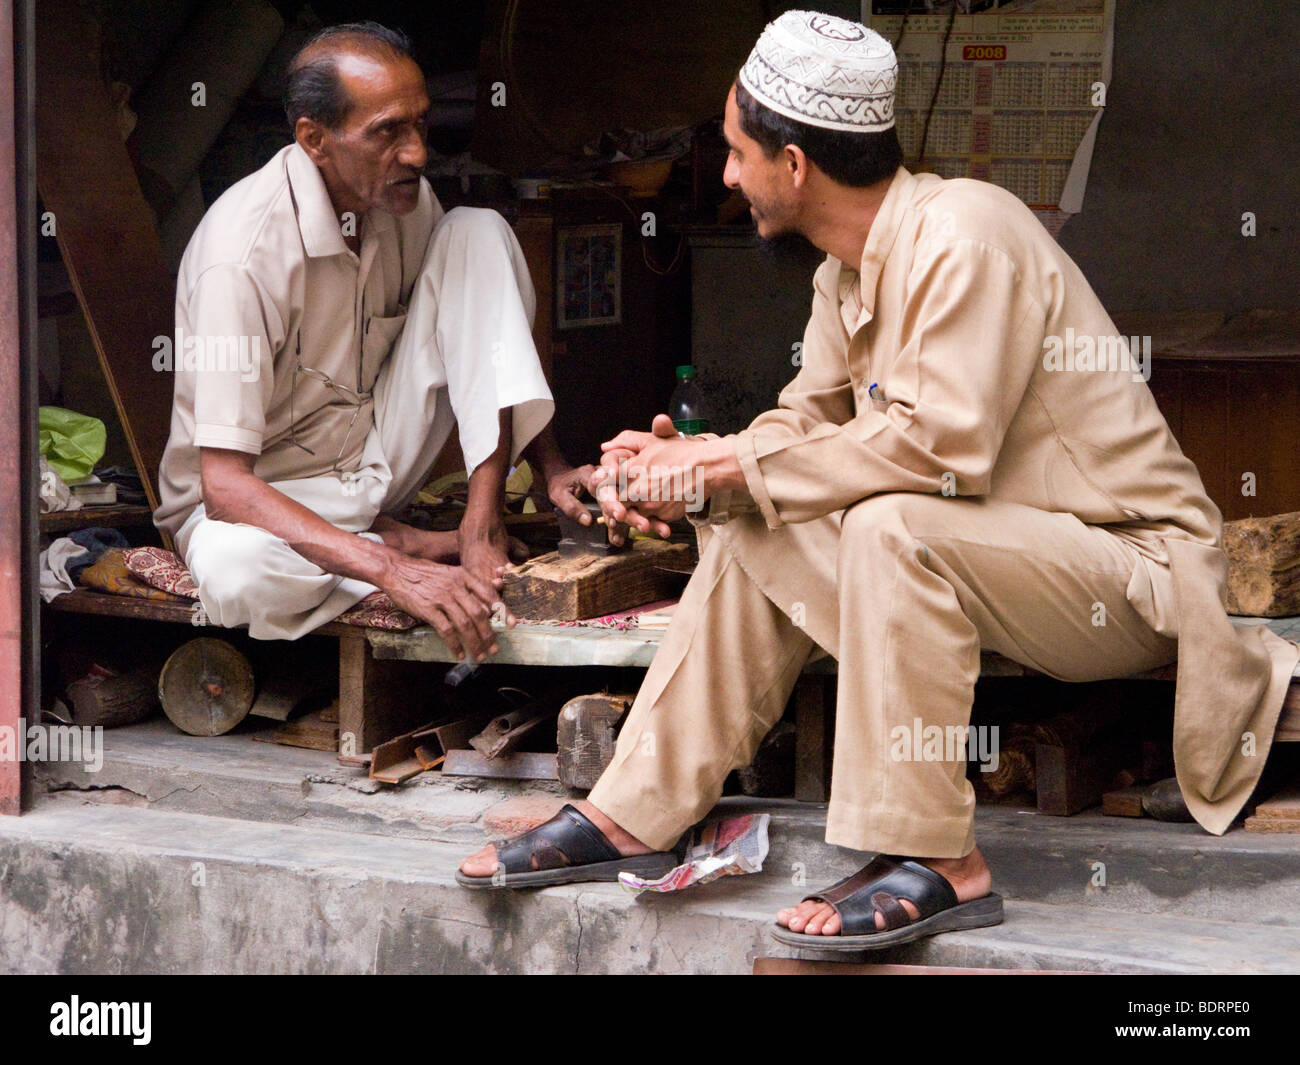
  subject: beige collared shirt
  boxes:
[729,166,1220,556]
[701,166,1298,837]
[154,143,444,537]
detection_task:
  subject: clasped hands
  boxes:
[590,413,717,546]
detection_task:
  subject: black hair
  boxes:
[734,79,902,188]
[284,21,415,130]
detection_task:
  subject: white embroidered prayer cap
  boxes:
[738,10,897,133]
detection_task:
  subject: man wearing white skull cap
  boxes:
[460,11,1298,953]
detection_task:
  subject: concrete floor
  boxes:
[3,718,1300,973]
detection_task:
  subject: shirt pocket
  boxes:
[360,310,408,393]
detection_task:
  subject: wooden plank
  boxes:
[0,0,23,817]
[441,749,559,780]
[501,540,691,621]
[1244,817,1300,835]
[39,504,154,535]
[46,588,355,636]
[256,709,340,753]
[34,7,176,519]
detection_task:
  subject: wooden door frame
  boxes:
[1,0,37,816]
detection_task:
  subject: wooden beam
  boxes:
[34,6,176,521]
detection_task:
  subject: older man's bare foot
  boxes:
[775,845,993,935]
[458,800,655,878]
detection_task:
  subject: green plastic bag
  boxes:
[39,406,107,483]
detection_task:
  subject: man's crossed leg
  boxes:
[459,492,1176,944]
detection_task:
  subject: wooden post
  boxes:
[337,634,441,760]
[0,0,33,816]
[794,675,833,803]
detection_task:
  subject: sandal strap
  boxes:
[802,854,960,936]
[495,804,622,875]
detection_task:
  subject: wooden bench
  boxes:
[46,589,1300,802]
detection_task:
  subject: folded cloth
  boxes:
[39,537,84,602]
[65,527,131,582]
[39,455,80,514]
[79,547,189,603]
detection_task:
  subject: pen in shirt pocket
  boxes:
[868,382,889,411]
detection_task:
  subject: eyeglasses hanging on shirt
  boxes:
[287,326,374,474]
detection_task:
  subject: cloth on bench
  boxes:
[118,547,419,631]
[78,547,677,633]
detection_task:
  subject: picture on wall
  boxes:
[557,223,622,328]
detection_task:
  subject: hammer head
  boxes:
[556,503,629,558]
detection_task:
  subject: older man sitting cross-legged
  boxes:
[154,22,597,653]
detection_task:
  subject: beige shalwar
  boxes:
[153,144,554,639]
[588,166,1299,853]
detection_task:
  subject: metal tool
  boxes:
[556,502,628,558]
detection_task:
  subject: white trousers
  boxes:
[178,208,555,640]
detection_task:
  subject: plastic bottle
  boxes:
[668,365,709,435]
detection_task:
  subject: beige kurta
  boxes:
[152,144,555,640]
[707,166,1298,836]
[154,143,443,539]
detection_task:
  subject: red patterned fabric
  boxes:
[121,547,417,630]
[123,546,199,599]
[334,592,418,630]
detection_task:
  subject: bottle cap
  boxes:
[675,365,695,380]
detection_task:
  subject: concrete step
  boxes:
[35,721,1300,928]
[4,794,1300,974]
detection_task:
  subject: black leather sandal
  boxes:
[771,854,1004,951]
[455,803,679,889]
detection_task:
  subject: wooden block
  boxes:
[1035,732,1139,817]
[66,668,159,728]
[1222,512,1300,617]
[158,638,254,737]
[1102,787,1145,817]
[501,540,691,621]
[1250,783,1300,820]
[441,749,558,780]
[249,672,332,722]
[557,693,632,790]
[794,675,833,803]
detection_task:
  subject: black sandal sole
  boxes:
[770,892,1004,952]
[455,851,678,890]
